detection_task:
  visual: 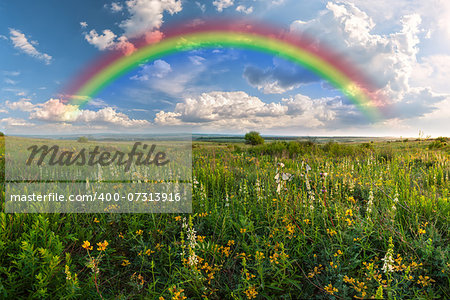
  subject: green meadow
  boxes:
[0,135,449,299]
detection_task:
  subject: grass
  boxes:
[0,136,449,299]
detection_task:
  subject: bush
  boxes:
[77,136,88,143]
[244,131,264,145]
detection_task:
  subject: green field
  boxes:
[0,136,449,299]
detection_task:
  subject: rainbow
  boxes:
[65,20,386,120]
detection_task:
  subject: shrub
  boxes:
[244,131,264,145]
[77,136,89,143]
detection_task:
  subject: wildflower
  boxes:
[324,283,338,295]
[308,265,323,278]
[244,271,256,280]
[381,237,394,273]
[174,216,181,221]
[136,229,143,235]
[245,285,258,299]
[327,228,337,236]
[94,217,100,223]
[240,228,247,234]
[348,196,356,203]
[118,232,124,239]
[366,190,374,214]
[197,235,206,243]
[345,218,353,226]
[269,252,280,264]
[303,219,310,224]
[417,275,435,286]
[345,209,353,217]
[227,240,235,246]
[418,228,426,235]
[122,259,130,266]
[255,251,265,260]
[343,275,355,284]
[286,223,295,235]
[329,261,338,269]
[334,250,343,257]
[97,240,109,251]
[82,240,93,250]
[145,249,155,256]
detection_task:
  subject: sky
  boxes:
[0,0,449,137]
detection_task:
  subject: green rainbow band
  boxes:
[73,31,381,120]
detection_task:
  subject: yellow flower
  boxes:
[93,217,100,223]
[255,251,265,260]
[197,235,206,243]
[136,229,143,235]
[417,275,435,286]
[345,218,353,226]
[240,228,247,234]
[174,216,181,221]
[303,219,310,225]
[82,240,93,250]
[418,228,426,235]
[343,275,355,284]
[227,240,235,246]
[118,232,124,239]
[324,283,338,295]
[345,209,353,217]
[122,259,130,266]
[334,250,343,257]
[348,196,356,203]
[97,240,109,251]
[244,285,258,299]
[327,228,337,236]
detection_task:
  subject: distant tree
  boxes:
[245,131,264,145]
[0,132,4,136]
[77,136,88,143]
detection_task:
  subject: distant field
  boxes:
[0,136,448,299]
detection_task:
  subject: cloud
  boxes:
[119,0,182,38]
[243,58,321,94]
[110,2,123,12]
[196,1,206,13]
[5,98,149,128]
[83,0,180,53]
[188,55,205,65]
[130,59,172,80]
[5,98,35,112]
[4,78,17,85]
[412,55,450,93]
[213,0,234,12]
[9,28,52,64]
[236,5,253,14]
[0,109,8,114]
[154,91,344,130]
[2,71,20,77]
[84,29,117,51]
[28,99,150,127]
[289,1,447,120]
[80,21,88,28]
[0,117,33,127]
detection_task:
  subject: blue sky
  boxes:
[1,0,449,136]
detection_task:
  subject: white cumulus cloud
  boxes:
[213,0,234,12]
[154,91,343,130]
[84,29,117,51]
[9,28,52,64]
